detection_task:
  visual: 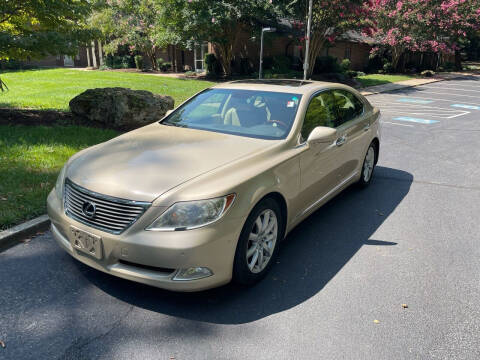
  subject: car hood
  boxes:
[67,123,273,202]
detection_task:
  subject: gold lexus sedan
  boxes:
[47,79,380,291]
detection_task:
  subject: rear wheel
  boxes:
[358,142,376,187]
[233,198,283,285]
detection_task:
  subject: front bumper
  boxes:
[47,190,244,292]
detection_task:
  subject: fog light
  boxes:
[173,267,213,281]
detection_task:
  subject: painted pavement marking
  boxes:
[393,117,440,124]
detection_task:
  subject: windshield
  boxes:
[161,88,302,140]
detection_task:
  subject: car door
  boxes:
[297,91,345,215]
[330,89,370,180]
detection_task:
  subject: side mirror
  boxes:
[307,126,337,143]
[165,109,174,117]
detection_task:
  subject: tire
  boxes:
[358,142,377,188]
[232,198,284,285]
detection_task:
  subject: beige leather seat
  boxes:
[224,98,267,127]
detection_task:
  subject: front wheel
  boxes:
[358,142,376,187]
[232,198,283,285]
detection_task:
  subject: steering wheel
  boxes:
[267,119,289,129]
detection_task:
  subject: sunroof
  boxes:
[232,79,312,87]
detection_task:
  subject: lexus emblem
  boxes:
[82,201,96,219]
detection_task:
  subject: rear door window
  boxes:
[332,90,364,126]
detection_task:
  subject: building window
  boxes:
[344,46,352,60]
[194,42,208,72]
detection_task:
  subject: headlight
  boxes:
[146,194,236,231]
[55,164,67,200]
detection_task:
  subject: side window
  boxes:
[301,92,337,140]
[332,90,364,126]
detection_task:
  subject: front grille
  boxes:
[64,179,150,234]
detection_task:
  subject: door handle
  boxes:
[336,135,346,147]
[363,123,370,132]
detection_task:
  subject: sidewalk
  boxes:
[360,72,477,96]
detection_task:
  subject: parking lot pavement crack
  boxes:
[57,305,135,360]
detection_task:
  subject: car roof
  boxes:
[212,79,349,95]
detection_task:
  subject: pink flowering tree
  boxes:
[281,0,371,78]
[368,0,480,71]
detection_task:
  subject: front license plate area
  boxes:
[70,226,103,260]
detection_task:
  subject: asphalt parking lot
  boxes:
[1,76,480,360]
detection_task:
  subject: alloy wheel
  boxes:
[363,146,375,182]
[246,209,278,274]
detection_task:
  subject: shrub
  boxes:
[364,55,384,74]
[356,71,366,77]
[421,70,435,77]
[111,55,133,69]
[272,55,292,74]
[123,55,134,69]
[313,56,341,74]
[204,53,221,77]
[0,59,24,70]
[98,64,111,71]
[184,71,197,77]
[239,58,252,75]
[134,55,143,70]
[383,62,394,73]
[157,59,172,72]
[443,62,455,71]
[340,58,351,72]
[105,55,114,68]
[346,70,358,79]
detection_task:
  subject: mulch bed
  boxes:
[0,108,111,129]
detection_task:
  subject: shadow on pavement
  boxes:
[79,166,413,325]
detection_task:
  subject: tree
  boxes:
[281,0,369,78]
[91,0,163,70]
[368,0,480,71]
[0,0,95,89]
[159,0,278,76]
[0,0,94,60]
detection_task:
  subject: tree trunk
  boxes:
[391,46,403,72]
[146,48,157,70]
[306,31,326,79]
[454,50,462,71]
[173,44,177,72]
[217,42,233,76]
[86,46,91,68]
[98,41,104,66]
[91,41,97,68]
[214,23,238,77]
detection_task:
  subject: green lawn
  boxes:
[0,125,119,230]
[0,68,215,230]
[356,74,416,87]
[0,68,215,110]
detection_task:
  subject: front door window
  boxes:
[194,43,208,72]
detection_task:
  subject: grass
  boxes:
[0,68,215,229]
[356,74,416,87]
[0,68,215,110]
[0,125,119,230]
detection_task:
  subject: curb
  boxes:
[0,215,50,252]
[360,78,442,96]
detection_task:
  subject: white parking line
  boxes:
[382,121,414,127]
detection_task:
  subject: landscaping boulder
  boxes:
[69,87,174,130]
